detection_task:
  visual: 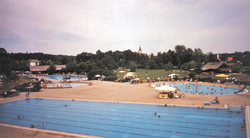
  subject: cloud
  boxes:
[0,0,249,55]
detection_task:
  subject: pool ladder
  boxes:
[38,123,44,130]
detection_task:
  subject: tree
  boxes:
[207,52,217,62]
[193,59,203,73]
[181,62,192,71]
[189,72,196,80]
[147,59,157,70]
[33,82,42,91]
[101,55,118,70]
[65,62,77,72]
[175,45,187,68]
[164,61,174,72]
[129,61,137,72]
[154,57,162,69]
[192,48,204,62]
[162,51,172,64]
[47,63,56,75]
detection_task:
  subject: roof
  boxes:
[29,65,66,72]
[28,59,41,62]
[218,68,232,72]
[202,62,228,70]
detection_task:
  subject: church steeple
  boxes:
[138,45,142,55]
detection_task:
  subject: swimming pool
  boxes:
[47,83,85,88]
[44,75,87,80]
[164,83,240,95]
[0,98,246,138]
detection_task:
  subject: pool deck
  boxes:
[0,80,250,138]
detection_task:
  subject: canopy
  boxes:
[10,89,16,92]
[155,86,176,91]
[168,74,179,76]
[133,78,140,81]
[215,74,229,78]
[95,74,101,77]
[119,71,125,73]
[126,72,135,75]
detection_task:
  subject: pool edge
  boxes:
[0,123,103,138]
[246,106,250,138]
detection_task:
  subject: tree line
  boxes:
[1,45,250,81]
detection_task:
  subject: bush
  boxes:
[189,72,196,80]
[105,76,118,81]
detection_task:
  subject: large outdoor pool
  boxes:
[164,83,240,95]
[43,75,87,80]
[0,98,246,138]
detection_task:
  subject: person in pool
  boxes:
[30,124,34,128]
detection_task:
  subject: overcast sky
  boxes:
[0,0,249,56]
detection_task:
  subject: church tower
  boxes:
[138,45,142,55]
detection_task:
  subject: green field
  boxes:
[115,68,188,80]
[115,68,250,81]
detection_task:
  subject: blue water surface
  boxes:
[0,98,246,138]
[164,83,240,95]
[44,75,87,80]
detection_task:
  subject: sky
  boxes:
[0,0,250,56]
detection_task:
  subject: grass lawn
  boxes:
[115,68,250,82]
[115,68,188,80]
[0,77,31,93]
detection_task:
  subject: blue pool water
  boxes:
[47,83,85,88]
[164,83,240,95]
[44,75,87,80]
[0,98,246,138]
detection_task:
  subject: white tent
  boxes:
[155,86,176,91]
[95,74,101,78]
[133,78,140,81]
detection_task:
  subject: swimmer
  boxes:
[30,124,34,128]
[72,99,74,101]
[241,126,244,130]
[17,116,20,119]
[201,106,204,110]
[238,111,240,114]
[40,98,42,100]
[241,106,243,110]
[154,112,157,116]
[157,115,160,118]
[164,104,167,107]
[197,106,199,109]
[173,105,176,108]
[65,105,67,107]
[229,111,232,114]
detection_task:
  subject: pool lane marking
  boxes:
[0,104,233,128]
[2,98,238,120]
[1,102,236,125]
[0,116,228,138]
[0,110,231,134]
[0,123,102,138]
[0,99,242,137]
[0,106,234,135]
[246,106,250,138]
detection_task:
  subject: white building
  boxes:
[28,59,41,66]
